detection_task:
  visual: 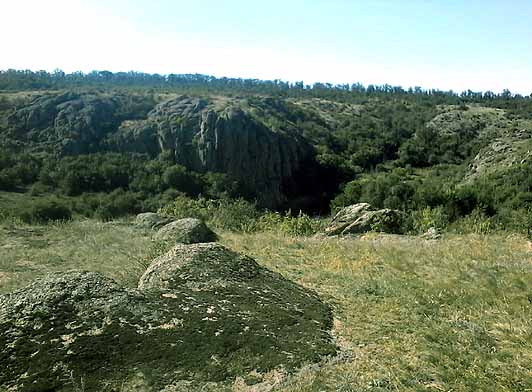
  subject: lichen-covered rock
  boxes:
[325,203,403,235]
[135,212,174,229]
[155,218,217,244]
[0,246,336,391]
[325,203,373,236]
[139,243,265,290]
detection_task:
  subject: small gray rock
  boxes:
[421,227,441,240]
[155,218,217,244]
[135,212,174,229]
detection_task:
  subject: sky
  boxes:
[2,0,532,94]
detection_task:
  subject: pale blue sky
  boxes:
[2,0,532,94]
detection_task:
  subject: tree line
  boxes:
[1,69,531,104]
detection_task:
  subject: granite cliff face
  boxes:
[6,92,139,154]
[5,93,316,207]
[112,96,316,207]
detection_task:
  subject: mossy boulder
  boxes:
[135,212,174,229]
[154,218,217,244]
[0,245,336,391]
[326,203,404,235]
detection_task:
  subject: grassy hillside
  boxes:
[1,218,530,391]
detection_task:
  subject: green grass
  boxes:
[0,219,531,391]
[0,219,157,293]
[0,191,37,218]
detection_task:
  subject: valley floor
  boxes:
[1,219,531,391]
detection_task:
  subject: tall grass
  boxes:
[0,219,155,293]
[158,195,326,236]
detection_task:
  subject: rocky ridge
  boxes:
[6,91,152,154]
[5,93,316,207]
[112,96,315,207]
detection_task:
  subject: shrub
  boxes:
[255,210,325,236]
[159,196,260,232]
[20,198,72,223]
[28,182,53,196]
[492,207,532,235]
[94,190,141,221]
[206,198,261,232]
[409,206,449,234]
[139,189,182,213]
[162,165,204,196]
[158,195,211,220]
[449,209,495,234]
[330,180,362,211]
[160,195,323,235]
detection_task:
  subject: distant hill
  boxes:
[1,70,531,228]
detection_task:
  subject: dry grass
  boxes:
[0,219,156,293]
[221,232,532,391]
[1,220,531,391]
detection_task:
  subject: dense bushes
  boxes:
[0,151,249,219]
[159,195,324,235]
[0,150,41,191]
[20,198,72,223]
[330,162,531,234]
[12,152,248,202]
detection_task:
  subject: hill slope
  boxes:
[1,84,532,226]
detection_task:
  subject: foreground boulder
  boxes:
[325,203,404,235]
[155,218,218,244]
[135,212,174,229]
[0,245,336,391]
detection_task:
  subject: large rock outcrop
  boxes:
[5,93,317,208]
[6,92,136,154]
[325,203,404,235]
[112,96,315,207]
[0,244,336,391]
[465,134,532,181]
